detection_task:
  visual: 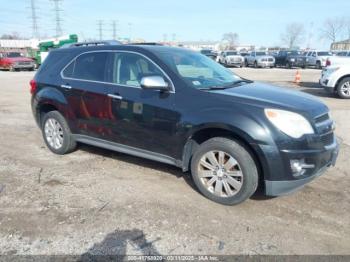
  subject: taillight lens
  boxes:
[326,59,331,66]
[30,79,37,94]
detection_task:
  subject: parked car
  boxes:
[320,64,350,98]
[31,43,339,205]
[199,49,217,60]
[274,50,306,68]
[245,51,275,68]
[325,51,350,67]
[305,51,333,69]
[217,50,244,67]
[0,52,35,71]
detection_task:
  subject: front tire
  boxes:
[190,137,258,205]
[41,111,77,154]
[337,77,350,99]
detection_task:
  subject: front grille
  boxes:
[314,113,334,146]
[17,61,31,65]
[320,132,334,145]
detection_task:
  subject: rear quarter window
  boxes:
[63,52,109,82]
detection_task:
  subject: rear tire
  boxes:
[41,111,77,154]
[190,137,258,205]
[336,77,350,99]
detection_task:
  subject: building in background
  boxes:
[331,39,350,51]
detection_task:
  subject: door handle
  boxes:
[61,84,72,90]
[108,94,123,100]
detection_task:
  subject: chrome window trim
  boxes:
[60,50,175,93]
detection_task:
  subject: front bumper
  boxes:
[226,61,244,66]
[265,139,339,196]
[257,61,275,67]
[13,63,35,69]
[319,71,336,93]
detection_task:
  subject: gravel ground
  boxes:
[0,68,349,256]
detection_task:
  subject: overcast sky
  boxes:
[0,0,349,49]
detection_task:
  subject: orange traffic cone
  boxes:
[294,70,301,85]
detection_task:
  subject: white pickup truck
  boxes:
[326,51,350,67]
[320,64,350,98]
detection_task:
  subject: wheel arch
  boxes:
[181,125,266,184]
[34,87,70,126]
[335,74,350,91]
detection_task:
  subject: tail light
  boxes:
[326,59,331,67]
[29,79,37,94]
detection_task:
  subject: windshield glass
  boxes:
[200,50,212,55]
[318,51,332,56]
[7,52,22,58]
[157,48,242,89]
[287,51,301,55]
[255,52,267,56]
[226,51,238,55]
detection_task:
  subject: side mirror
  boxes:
[140,76,169,91]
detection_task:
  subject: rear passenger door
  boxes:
[105,51,179,157]
[61,51,114,139]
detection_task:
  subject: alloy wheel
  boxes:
[340,81,350,97]
[198,150,243,197]
[44,118,64,149]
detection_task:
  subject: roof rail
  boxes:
[61,40,122,48]
[129,42,163,46]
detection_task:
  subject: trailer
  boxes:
[35,34,78,66]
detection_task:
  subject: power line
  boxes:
[111,20,119,40]
[51,0,63,37]
[97,20,104,40]
[29,0,39,38]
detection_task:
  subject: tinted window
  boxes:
[73,52,108,81]
[226,51,238,55]
[255,52,267,56]
[318,51,332,56]
[63,62,74,78]
[112,52,165,87]
[156,49,242,89]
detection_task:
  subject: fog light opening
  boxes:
[290,159,315,177]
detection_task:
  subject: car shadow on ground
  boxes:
[79,229,162,261]
[78,143,197,189]
[78,144,274,203]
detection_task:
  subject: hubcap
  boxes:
[198,151,243,198]
[44,118,64,150]
[340,81,350,97]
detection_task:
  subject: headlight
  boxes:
[264,109,314,138]
[290,58,295,62]
[326,67,339,74]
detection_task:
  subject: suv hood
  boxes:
[212,82,328,117]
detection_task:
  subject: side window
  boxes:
[63,61,74,78]
[72,52,109,82]
[112,52,165,87]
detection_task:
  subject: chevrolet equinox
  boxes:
[30,43,339,205]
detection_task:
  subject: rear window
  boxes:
[318,52,332,56]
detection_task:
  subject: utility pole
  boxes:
[111,20,118,40]
[51,0,63,37]
[97,20,104,40]
[29,0,39,38]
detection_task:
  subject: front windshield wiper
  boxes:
[198,79,252,90]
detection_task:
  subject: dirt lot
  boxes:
[0,68,349,256]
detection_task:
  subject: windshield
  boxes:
[226,51,238,55]
[255,52,267,56]
[7,52,22,58]
[287,51,301,55]
[200,50,212,55]
[318,51,332,56]
[157,49,243,89]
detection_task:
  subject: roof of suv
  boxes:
[50,44,189,55]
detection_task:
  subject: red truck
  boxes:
[0,52,35,71]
